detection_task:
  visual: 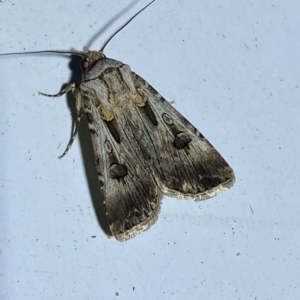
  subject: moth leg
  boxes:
[38,82,76,97]
[58,88,84,159]
[58,114,82,159]
[39,82,83,159]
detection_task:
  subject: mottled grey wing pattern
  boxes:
[81,66,161,241]
[130,72,235,200]
[80,57,234,241]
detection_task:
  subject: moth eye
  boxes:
[173,132,192,149]
[109,163,128,179]
[81,59,89,70]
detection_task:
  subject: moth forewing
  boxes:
[130,73,235,201]
[79,58,163,241]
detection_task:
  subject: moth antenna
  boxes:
[1,1,155,57]
[100,0,155,52]
[0,49,88,58]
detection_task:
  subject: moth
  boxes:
[22,1,236,241]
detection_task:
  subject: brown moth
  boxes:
[36,1,234,241]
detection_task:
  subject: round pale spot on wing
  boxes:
[105,140,113,153]
[162,113,173,125]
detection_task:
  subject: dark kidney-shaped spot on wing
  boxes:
[173,132,192,149]
[109,163,128,179]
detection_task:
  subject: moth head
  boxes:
[80,46,106,71]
